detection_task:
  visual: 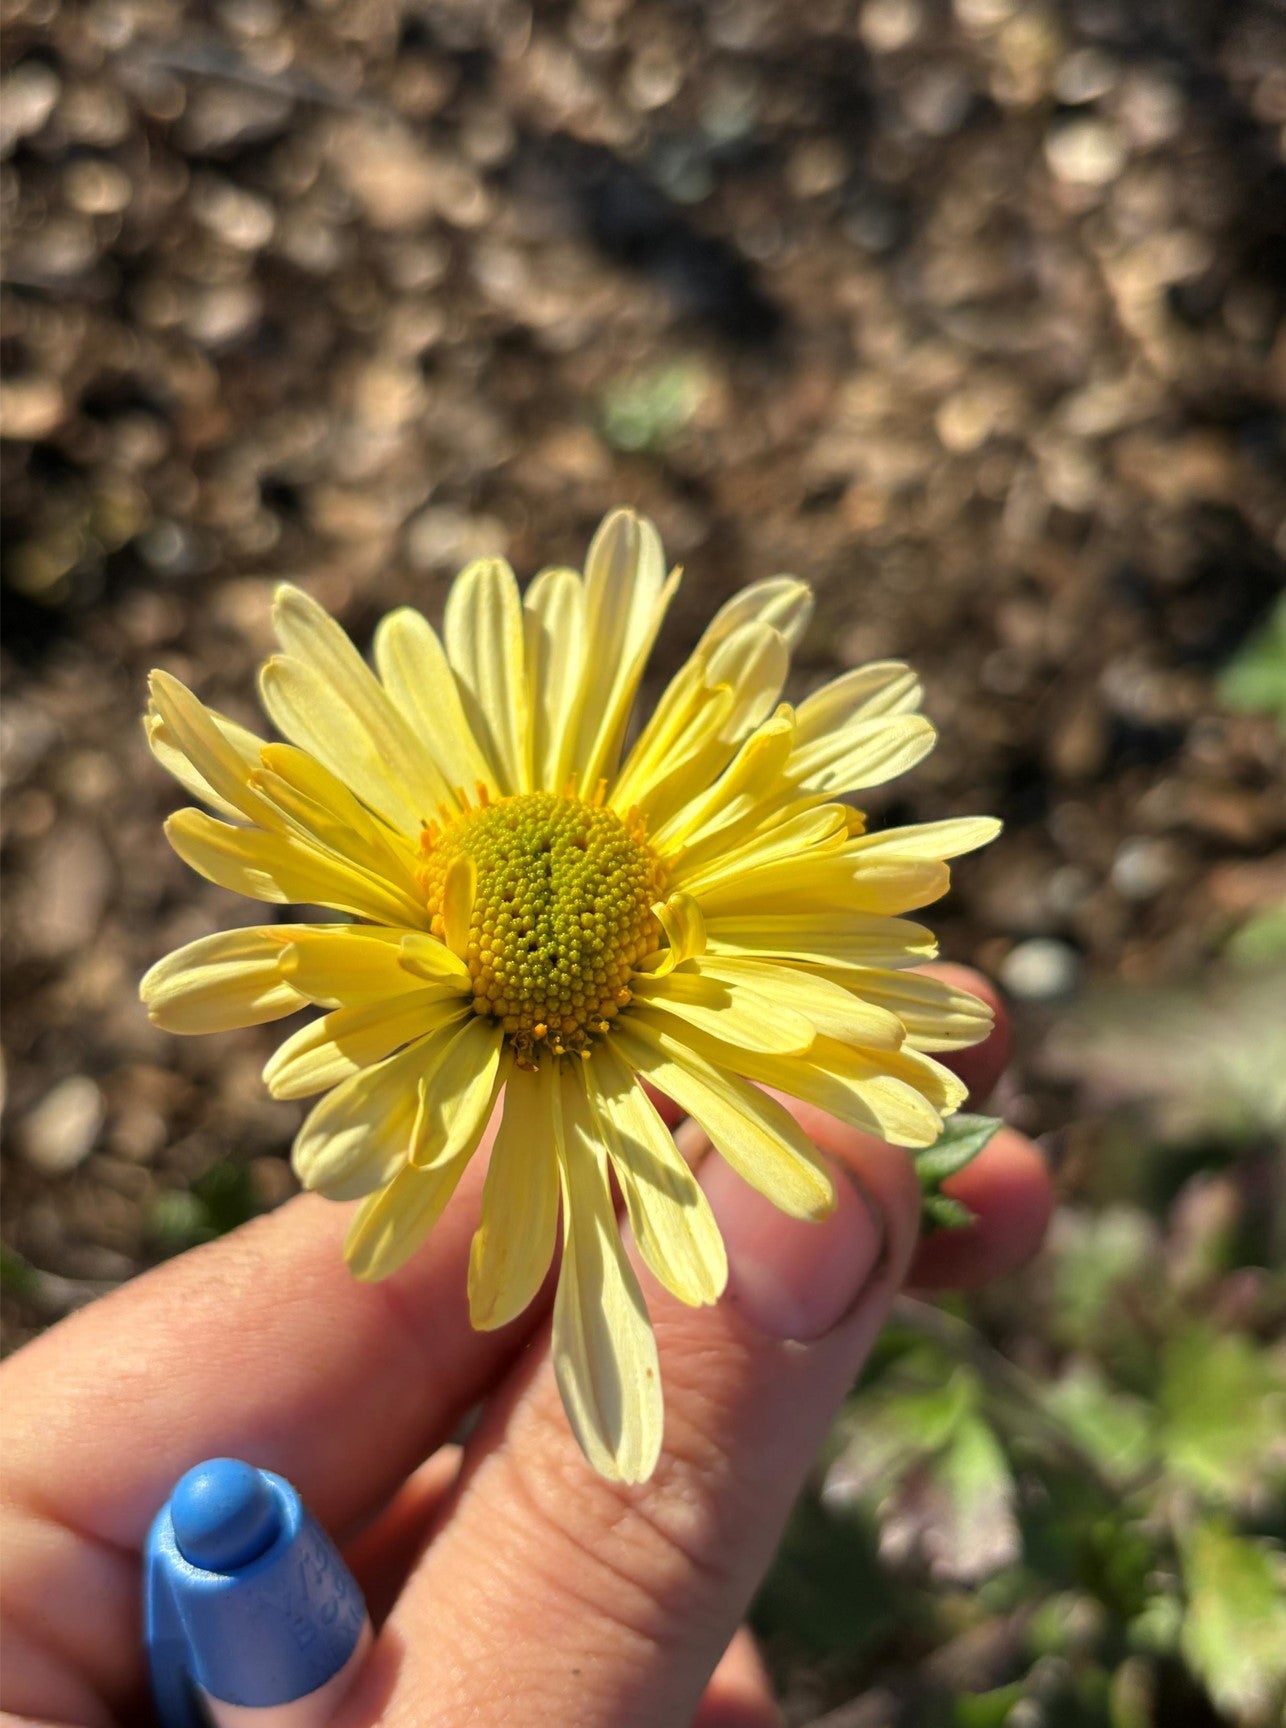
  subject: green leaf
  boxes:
[1180,1519,1286,1724]
[1218,595,1286,727]
[915,1115,1003,1233]
[1225,906,1286,966]
[0,1243,40,1299]
[931,1409,1021,1581]
[1043,1363,1156,1484]
[1128,1594,1183,1658]
[147,1159,262,1256]
[1159,1326,1285,1504]
[599,360,711,453]
[831,1367,1019,1584]
[752,1492,899,1659]
[922,1192,977,1232]
[915,1114,1003,1184]
[1048,1206,1162,1355]
[952,1683,1028,1727]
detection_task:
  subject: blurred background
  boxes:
[2,0,1284,1721]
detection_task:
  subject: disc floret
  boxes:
[420,790,666,1065]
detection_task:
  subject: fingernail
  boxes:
[701,1157,885,1342]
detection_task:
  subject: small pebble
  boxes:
[860,0,923,54]
[1000,938,1083,1002]
[1111,838,1176,901]
[21,1077,105,1176]
[0,62,61,150]
[1045,118,1127,187]
[1054,48,1117,105]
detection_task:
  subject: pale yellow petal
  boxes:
[373,606,496,805]
[264,995,465,1101]
[692,854,950,919]
[789,712,937,796]
[344,1156,472,1282]
[846,816,1002,860]
[571,508,679,795]
[806,965,994,1051]
[668,1023,958,1149]
[468,1065,559,1330]
[292,1033,443,1201]
[704,619,792,740]
[703,576,813,649]
[553,1064,663,1483]
[643,890,706,977]
[632,967,816,1055]
[408,1015,507,1171]
[651,710,798,857]
[259,656,428,839]
[164,808,428,928]
[591,1040,726,1307]
[148,672,279,829]
[443,558,529,796]
[607,656,731,818]
[690,956,906,1050]
[704,911,937,968]
[251,743,424,897]
[523,566,586,794]
[625,627,798,831]
[144,700,267,824]
[670,800,849,895]
[140,927,305,1033]
[398,932,475,992]
[279,927,418,1009]
[794,662,923,741]
[612,1018,835,1220]
[611,580,801,818]
[268,584,454,825]
[441,853,477,960]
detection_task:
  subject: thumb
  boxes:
[333,1115,921,1728]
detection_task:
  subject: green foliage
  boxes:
[598,360,711,453]
[1042,1364,1155,1485]
[1180,1521,1286,1725]
[0,1243,40,1299]
[916,1115,1003,1234]
[146,1158,262,1255]
[1218,596,1286,728]
[754,1492,904,1662]
[759,1166,1286,1725]
[829,1355,1020,1585]
[1159,1327,1286,1505]
[1225,907,1286,966]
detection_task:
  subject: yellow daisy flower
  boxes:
[141,508,998,1483]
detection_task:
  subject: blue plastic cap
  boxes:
[145,1460,367,1723]
[171,1459,280,1572]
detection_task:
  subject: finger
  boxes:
[907,1125,1052,1289]
[336,1118,923,1728]
[344,1448,463,1628]
[692,1627,782,1728]
[0,1136,540,1709]
[917,963,1010,1101]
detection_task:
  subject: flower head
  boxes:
[142,508,998,1482]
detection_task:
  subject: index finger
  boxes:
[0,1141,533,1710]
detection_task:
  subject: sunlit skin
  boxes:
[0,969,1051,1728]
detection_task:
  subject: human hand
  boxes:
[0,965,1049,1728]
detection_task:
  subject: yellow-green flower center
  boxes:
[421,791,666,1064]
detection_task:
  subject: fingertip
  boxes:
[693,1628,783,1728]
[782,1102,924,1284]
[908,1126,1052,1290]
